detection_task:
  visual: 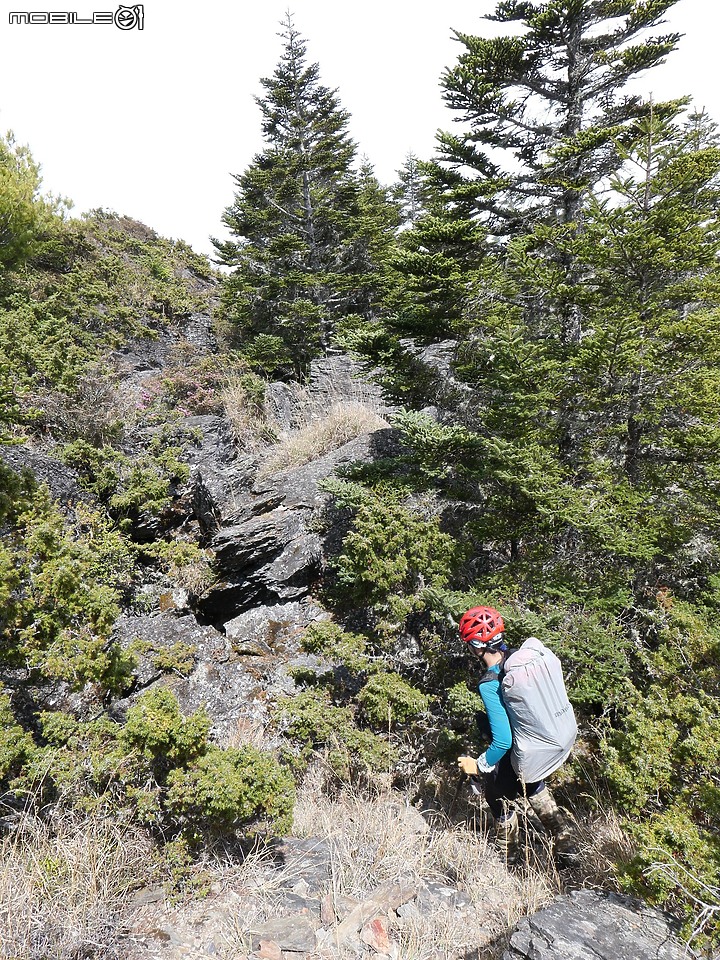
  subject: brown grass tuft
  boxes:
[258,400,389,477]
[207,778,560,960]
[221,377,278,450]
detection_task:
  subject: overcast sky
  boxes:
[0,0,715,257]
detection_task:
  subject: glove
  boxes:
[476,752,497,774]
[457,755,479,776]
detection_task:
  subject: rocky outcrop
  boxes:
[0,443,94,512]
[125,825,490,960]
[111,602,328,743]
[224,600,328,656]
[504,889,694,960]
[110,310,219,405]
[197,427,401,627]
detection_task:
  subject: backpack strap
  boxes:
[478,664,502,685]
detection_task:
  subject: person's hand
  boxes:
[457,756,479,776]
[476,752,496,774]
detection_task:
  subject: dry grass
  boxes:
[164,550,216,597]
[258,400,389,477]
[204,774,560,960]
[0,810,155,960]
[222,370,390,472]
[222,377,279,450]
[563,803,637,888]
[36,367,137,445]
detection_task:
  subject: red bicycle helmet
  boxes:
[459,606,505,649]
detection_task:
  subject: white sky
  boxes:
[0,0,715,258]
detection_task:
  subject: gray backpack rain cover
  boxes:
[501,637,577,783]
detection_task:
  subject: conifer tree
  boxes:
[573,110,720,493]
[382,1,684,351]
[392,154,429,229]
[214,16,395,377]
[437,0,682,235]
[0,132,59,275]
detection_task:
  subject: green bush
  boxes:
[17,689,293,841]
[330,490,462,630]
[0,211,216,440]
[357,672,430,729]
[61,432,190,522]
[1,489,136,692]
[144,640,198,676]
[278,688,395,777]
[122,688,209,769]
[0,694,37,785]
[300,621,371,673]
[618,804,720,946]
[166,745,295,837]
[600,600,720,941]
[444,681,484,731]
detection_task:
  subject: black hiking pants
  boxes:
[484,752,544,820]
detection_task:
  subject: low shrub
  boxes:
[330,489,463,630]
[600,600,720,947]
[300,621,371,673]
[278,688,395,780]
[16,688,293,842]
[140,538,215,596]
[61,431,190,522]
[1,489,136,692]
[166,745,295,838]
[357,672,430,729]
[0,694,37,783]
[444,681,485,731]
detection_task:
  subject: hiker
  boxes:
[456,606,577,861]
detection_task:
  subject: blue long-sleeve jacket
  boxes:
[478,664,512,766]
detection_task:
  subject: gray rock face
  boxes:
[250,914,319,952]
[224,601,328,656]
[174,414,256,532]
[0,443,93,511]
[111,611,294,743]
[198,428,401,624]
[263,355,390,435]
[271,838,334,895]
[416,882,472,913]
[110,600,332,742]
[504,890,694,960]
[112,611,227,686]
[306,354,388,412]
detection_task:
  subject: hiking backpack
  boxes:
[501,637,577,783]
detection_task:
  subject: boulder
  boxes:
[504,890,694,960]
[265,382,304,433]
[223,601,328,657]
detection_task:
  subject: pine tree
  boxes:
[0,132,59,275]
[437,0,682,236]
[214,16,395,378]
[392,153,429,230]
[382,1,684,351]
[572,109,720,496]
